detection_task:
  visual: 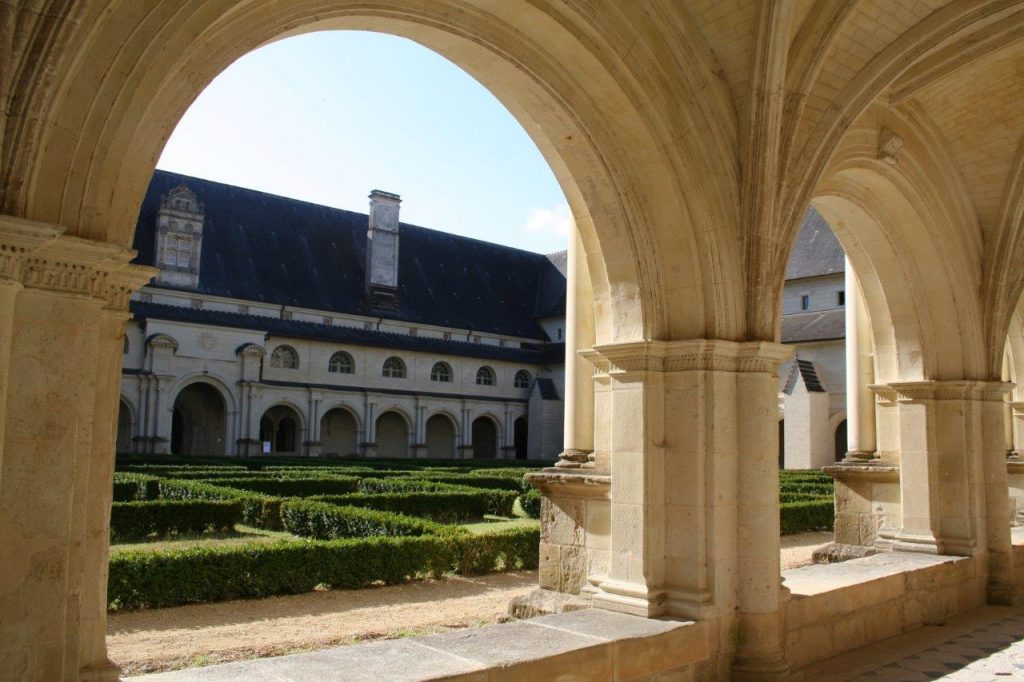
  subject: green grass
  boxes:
[461,517,540,535]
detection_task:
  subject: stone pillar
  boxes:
[362,399,377,456]
[555,227,596,469]
[305,392,323,457]
[0,218,154,681]
[459,405,474,458]
[572,340,792,677]
[877,381,1012,570]
[411,402,427,458]
[843,259,876,462]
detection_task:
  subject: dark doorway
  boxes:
[514,417,528,459]
[171,383,227,455]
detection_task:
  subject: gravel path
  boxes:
[111,571,537,677]
[110,532,832,677]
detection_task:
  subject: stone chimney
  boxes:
[366,190,401,310]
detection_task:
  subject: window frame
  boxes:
[328,350,354,374]
[382,356,407,379]
[430,361,453,383]
[476,365,496,386]
[514,370,531,389]
[270,345,299,370]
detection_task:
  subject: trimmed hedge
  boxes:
[780,499,834,534]
[280,500,456,539]
[310,489,516,521]
[110,500,241,540]
[518,489,541,519]
[418,474,525,492]
[357,477,470,494]
[159,479,285,530]
[212,476,360,497]
[107,526,540,610]
[112,472,161,502]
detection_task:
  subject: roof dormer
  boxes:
[155,184,204,290]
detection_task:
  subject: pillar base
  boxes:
[731,654,791,682]
[79,660,121,682]
[591,579,666,617]
[840,449,877,464]
[553,448,594,469]
[360,442,377,457]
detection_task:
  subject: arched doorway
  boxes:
[425,414,456,459]
[514,417,528,459]
[171,383,227,456]
[259,404,302,454]
[116,400,133,454]
[320,407,358,456]
[471,416,498,459]
[834,420,848,463]
[376,411,409,458]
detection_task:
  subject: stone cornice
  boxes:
[582,339,792,376]
[823,464,900,483]
[525,470,611,499]
[0,215,156,310]
[871,380,1013,403]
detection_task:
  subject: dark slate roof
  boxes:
[785,208,845,280]
[533,251,568,321]
[781,309,845,343]
[535,377,560,400]
[783,359,827,394]
[130,302,559,365]
[132,170,566,340]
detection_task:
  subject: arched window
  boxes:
[328,351,354,374]
[431,362,452,382]
[514,370,531,389]
[270,345,299,369]
[382,356,406,378]
[476,366,496,386]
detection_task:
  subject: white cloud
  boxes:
[523,204,572,237]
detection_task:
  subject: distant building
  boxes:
[117,171,566,459]
[778,210,848,468]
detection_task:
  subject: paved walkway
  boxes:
[800,606,1024,680]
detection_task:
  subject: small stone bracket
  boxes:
[878,127,903,165]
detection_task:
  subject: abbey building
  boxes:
[117,171,568,459]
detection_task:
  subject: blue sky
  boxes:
[158,31,570,255]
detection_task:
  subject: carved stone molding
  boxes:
[525,470,611,499]
[872,380,1013,403]
[236,342,267,358]
[553,448,595,469]
[878,127,903,165]
[0,215,155,311]
[823,464,899,483]
[582,339,792,376]
[146,334,179,352]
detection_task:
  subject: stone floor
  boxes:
[799,605,1024,680]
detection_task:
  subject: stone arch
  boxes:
[811,142,986,383]
[376,409,410,458]
[8,3,757,343]
[168,374,238,414]
[171,381,228,456]
[425,412,458,459]
[320,404,361,457]
[471,414,500,459]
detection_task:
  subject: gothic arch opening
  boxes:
[171,382,227,456]
[260,404,302,454]
[116,399,133,454]
[514,416,528,460]
[425,414,456,459]
[471,416,498,459]
[376,411,409,458]
[320,407,359,457]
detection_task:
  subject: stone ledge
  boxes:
[1008,460,1024,474]
[823,464,900,482]
[525,470,611,499]
[133,608,706,681]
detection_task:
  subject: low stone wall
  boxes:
[784,552,983,670]
[825,464,900,547]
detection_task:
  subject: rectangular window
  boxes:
[443,331,452,341]
[800,294,810,311]
[837,290,845,306]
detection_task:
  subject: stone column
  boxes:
[0,219,154,681]
[411,401,427,458]
[362,399,377,457]
[572,340,791,677]
[459,405,474,458]
[843,259,876,461]
[878,381,1012,570]
[555,227,596,469]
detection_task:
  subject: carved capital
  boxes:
[583,339,792,376]
[878,127,903,165]
[873,380,1013,403]
[0,216,156,310]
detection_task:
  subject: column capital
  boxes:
[872,380,1013,403]
[582,339,792,376]
[0,216,156,310]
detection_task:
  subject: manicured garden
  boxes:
[107,456,834,611]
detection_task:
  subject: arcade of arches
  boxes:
[4,2,1024,680]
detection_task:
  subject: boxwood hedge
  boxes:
[158,479,285,530]
[309,489,516,521]
[280,500,457,539]
[780,499,834,534]
[110,500,241,540]
[107,526,540,610]
[212,476,360,497]
[112,472,161,502]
